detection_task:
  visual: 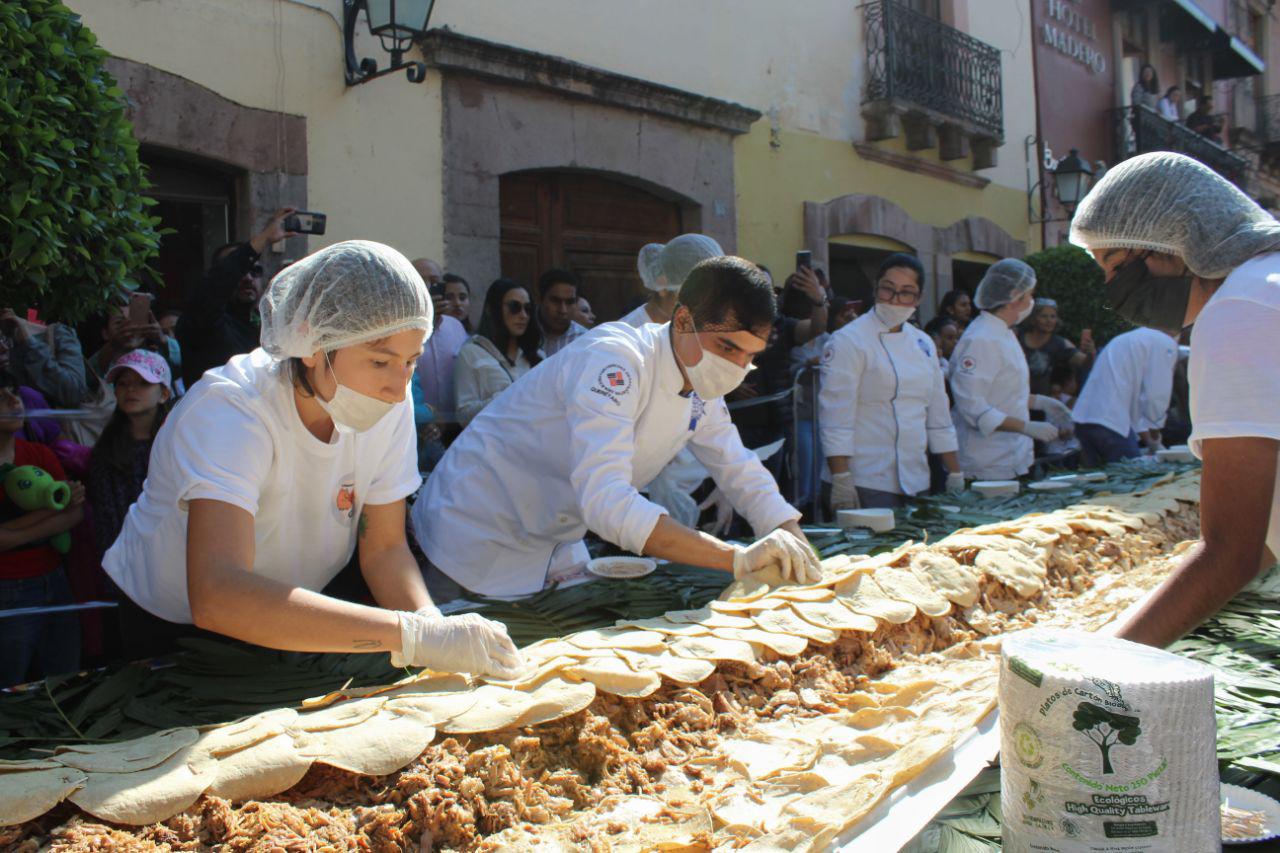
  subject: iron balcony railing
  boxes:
[863,0,1004,139]
[1111,104,1249,188]
[1257,94,1280,147]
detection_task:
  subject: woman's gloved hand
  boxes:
[1030,394,1072,425]
[732,529,823,585]
[393,611,525,678]
[945,472,966,494]
[1021,420,1061,443]
[830,471,860,511]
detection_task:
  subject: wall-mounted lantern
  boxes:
[344,0,436,86]
[1026,137,1098,224]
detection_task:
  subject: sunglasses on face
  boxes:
[504,300,533,316]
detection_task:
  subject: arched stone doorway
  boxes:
[499,170,687,322]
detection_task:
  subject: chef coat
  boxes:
[619,303,661,328]
[411,321,799,596]
[1072,328,1177,438]
[819,311,957,496]
[948,311,1033,480]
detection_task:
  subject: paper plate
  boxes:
[972,480,1020,497]
[587,557,657,580]
[1157,447,1196,463]
[1222,783,1280,845]
[1028,480,1073,492]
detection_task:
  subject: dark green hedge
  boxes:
[0,0,161,323]
[1023,243,1131,345]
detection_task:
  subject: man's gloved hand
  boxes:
[732,528,823,585]
[946,472,966,494]
[392,611,525,678]
[1021,420,1061,443]
[698,488,735,538]
[830,471,860,511]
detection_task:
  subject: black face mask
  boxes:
[1104,257,1193,331]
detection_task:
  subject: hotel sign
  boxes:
[1043,0,1107,74]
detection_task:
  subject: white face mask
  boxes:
[1014,297,1035,325]
[874,302,916,328]
[677,316,753,400]
[316,354,396,434]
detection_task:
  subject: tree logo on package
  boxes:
[590,364,633,407]
[1073,701,1142,775]
[1021,777,1046,812]
[1013,722,1044,769]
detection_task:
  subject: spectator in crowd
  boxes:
[1186,95,1224,143]
[949,260,1072,480]
[87,302,167,381]
[156,307,184,395]
[1049,362,1080,408]
[1069,150,1280,646]
[924,315,960,370]
[176,207,299,388]
[441,273,473,332]
[1019,298,1094,396]
[414,258,443,287]
[937,289,974,329]
[623,236,723,330]
[0,309,88,408]
[455,278,542,426]
[1071,327,1179,465]
[88,350,173,559]
[1157,85,1183,121]
[1131,63,1159,110]
[573,297,596,328]
[100,240,520,675]
[822,253,963,511]
[537,269,588,356]
[0,371,84,687]
[412,257,468,448]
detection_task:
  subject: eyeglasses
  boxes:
[875,283,922,306]
[504,300,533,316]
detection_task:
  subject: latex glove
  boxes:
[1021,420,1060,443]
[1030,394,1072,424]
[1147,436,1166,454]
[413,602,442,620]
[945,472,966,494]
[392,612,525,678]
[732,529,823,585]
[830,471,860,511]
[698,488,735,538]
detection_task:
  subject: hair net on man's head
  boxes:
[260,240,433,359]
[1070,152,1280,279]
[637,243,667,292]
[974,258,1036,310]
[656,234,723,292]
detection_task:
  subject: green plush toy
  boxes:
[0,463,72,554]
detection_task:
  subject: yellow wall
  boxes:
[734,127,1037,276]
[66,0,445,263]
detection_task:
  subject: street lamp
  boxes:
[1052,148,1094,215]
[343,0,436,86]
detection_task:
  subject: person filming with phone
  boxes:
[176,207,303,388]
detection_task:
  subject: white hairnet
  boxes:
[653,234,723,291]
[974,258,1036,310]
[1070,152,1280,279]
[260,240,432,359]
[637,243,666,292]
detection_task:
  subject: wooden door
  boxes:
[500,171,684,323]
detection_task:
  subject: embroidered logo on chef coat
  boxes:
[335,481,357,520]
[822,345,835,364]
[689,393,707,431]
[959,355,977,374]
[590,363,633,406]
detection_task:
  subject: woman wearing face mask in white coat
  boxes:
[102,241,522,678]
[947,259,1073,481]
[411,256,821,599]
[821,254,964,511]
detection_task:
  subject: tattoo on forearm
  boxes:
[358,511,368,538]
[353,639,381,650]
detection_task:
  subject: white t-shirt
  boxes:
[103,348,422,623]
[1072,327,1178,438]
[1188,253,1280,560]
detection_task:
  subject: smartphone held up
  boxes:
[283,211,327,236]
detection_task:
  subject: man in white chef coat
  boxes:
[410,256,820,598]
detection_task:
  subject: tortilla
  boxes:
[788,600,878,633]
[438,685,544,733]
[206,731,314,802]
[0,766,86,826]
[302,708,437,776]
[908,551,979,608]
[512,676,598,727]
[566,628,666,651]
[614,617,712,637]
[291,696,386,732]
[833,573,917,624]
[974,548,1046,596]
[564,656,662,698]
[668,635,759,664]
[616,650,717,685]
[193,708,299,758]
[752,607,841,644]
[873,566,952,617]
[53,727,198,773]
[383,687,481,726]
[70,743,218,825]
[710,626,810,657]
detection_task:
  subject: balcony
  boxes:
[861,0,1003,169]
[1111,104,1249,188]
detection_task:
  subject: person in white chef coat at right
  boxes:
[410,256,820,601]
[947,259,1073,481]
[821,253,964,511]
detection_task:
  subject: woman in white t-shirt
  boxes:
[103,240,521,678]
[1071,151,1280,647]
[454,278,543,425]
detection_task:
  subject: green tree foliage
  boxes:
[1072,701,1142,775]
[1023,244,1132,346]
[0,0,161,323]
